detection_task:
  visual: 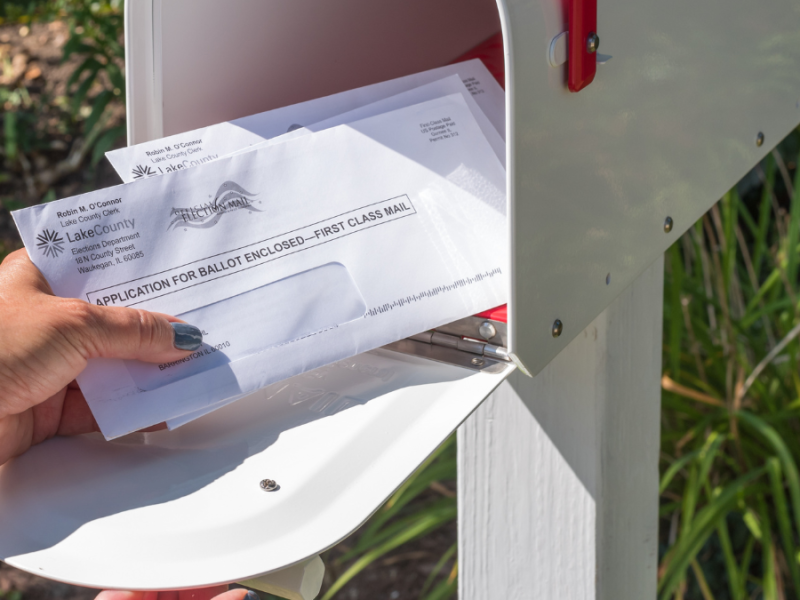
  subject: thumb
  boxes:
[72,304,203,364]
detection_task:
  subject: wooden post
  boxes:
[458,256,663,599]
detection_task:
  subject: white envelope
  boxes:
[14,93,508,439]
[236,74,505,167]
[167,78,508,430]
[106,59,504,183]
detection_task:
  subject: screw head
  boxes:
[586,32,599,54]
[471,356,485,366]
[664,216,674,233]
[552,319,563,338]
[478,321,497,340]
[260,479,279,492]
[756,132,765,147]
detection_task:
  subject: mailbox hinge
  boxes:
[383,328,512,373]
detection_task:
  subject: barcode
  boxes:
[366,268,502,316]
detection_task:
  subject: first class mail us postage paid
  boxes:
[13,93,509,440]
[105,58,505,183]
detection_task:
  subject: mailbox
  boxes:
[2,0,799,598]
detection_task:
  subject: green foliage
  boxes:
[660,133,800,598]
[60,0,126,166]
[0,589,23,600]
[1,0,125,202]
[0,0,122,24]
[61,1,125,117]
[322,435,458,600]
[0,0,59,24]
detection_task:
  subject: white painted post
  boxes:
[458,256,663,599]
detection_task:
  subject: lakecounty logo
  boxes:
[168,181,262,231]
[132,164,156,179]
[36,229,65,258]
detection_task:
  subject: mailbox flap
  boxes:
[0,350,513,588]
[502,0,800,375]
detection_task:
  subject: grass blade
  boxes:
[736,411,800,540]
[691,559,717,600]
[661,450,701,494]
[321,504,457,600]
[766,457,800,595]
[659,467,766,599]
[785,159,800,290]
[423,568,458,600]
[667,242,685,380]
[420,542,457,597]
[752,156,776,280]
[738,535,756,594]
[716,520,746,600]
[757,496,779,600]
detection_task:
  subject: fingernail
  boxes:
[245,591,260,600]
[171,322,203,351]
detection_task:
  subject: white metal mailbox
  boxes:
[2,0,800,597]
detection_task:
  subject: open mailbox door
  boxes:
[0,351,512,591]
[2,0,800,595]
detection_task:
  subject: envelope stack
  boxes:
[12,59,509,439]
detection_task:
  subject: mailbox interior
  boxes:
[126,0,504,143]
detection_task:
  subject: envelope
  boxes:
[238,74,505,167]
[166,77,506,429]
[13,93,508,439]
[106,59,505,183]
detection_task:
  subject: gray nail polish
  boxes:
[244,591,260,600]
[171,323,203,351]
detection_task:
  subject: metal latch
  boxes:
[409,331,510,361]
[383,322,511,373]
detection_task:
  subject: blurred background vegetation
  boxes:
[3,2,800,600]
[659,134,800,600]
[0,0,124,217]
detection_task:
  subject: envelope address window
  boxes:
[125,262,367,391]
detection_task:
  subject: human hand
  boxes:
[95,587,258,600]
[0,249,203,465]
